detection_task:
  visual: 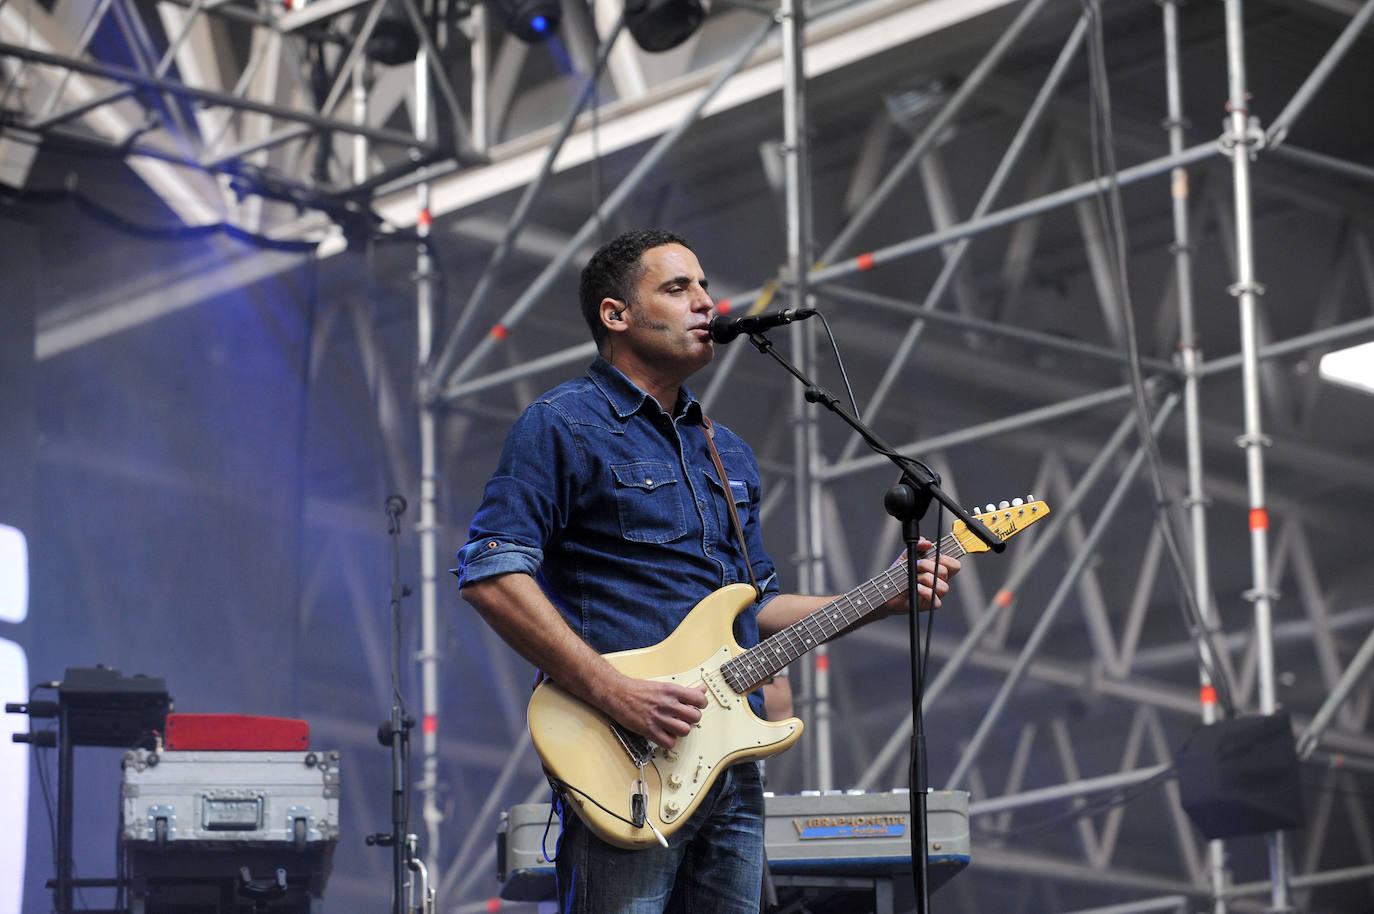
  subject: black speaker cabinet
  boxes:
[1176,711,1306,840]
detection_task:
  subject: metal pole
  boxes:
[466,3,489,154]
[436,17,776,399]
[968,764,1170,816]
[815,283,1178,375]
[412,31,445,899]
[1220,1,1290,908]
[1296,622,1374,759]
[811,143,1218,288]
[825,382,1144,480]
[944,396,1181,789]
[56,703,73,914]
[777,0,830,790]
[1161,1,1230,910]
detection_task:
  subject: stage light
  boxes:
[625,0,709,52]
[490,0,563,43]
[364,0,421,66]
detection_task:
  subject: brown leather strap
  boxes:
[702,415,761,600]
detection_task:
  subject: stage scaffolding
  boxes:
[8,0,1374,910]
[409,1,1374,907]
[408,1,1374,910]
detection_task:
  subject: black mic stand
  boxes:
[367,495,417,914]
[738,328,1004,914]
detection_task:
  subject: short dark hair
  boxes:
[579,228,692,349]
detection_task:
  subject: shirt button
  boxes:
[486,541,498,549]
[706,545,715,554]
[645,477,654,486]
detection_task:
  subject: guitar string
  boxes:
[723,528,974,692]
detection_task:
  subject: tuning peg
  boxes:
[1012,497,1024,507]
[1026,494,1035,502]
[984,503,996,513]
[998,500,1010,510]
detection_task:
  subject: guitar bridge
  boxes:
[611,723,656,768]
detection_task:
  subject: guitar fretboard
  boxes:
[720,531,971,695]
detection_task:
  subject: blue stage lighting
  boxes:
[490,0,561,43]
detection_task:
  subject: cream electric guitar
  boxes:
[528,498,1050,849]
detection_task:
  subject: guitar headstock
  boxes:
[954,497,1050,555]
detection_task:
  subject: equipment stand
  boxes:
[884,482,935,912]
[738,327,1003,914]
[368,495,417,914]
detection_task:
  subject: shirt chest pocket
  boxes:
[702,465,753,534]
[611,461,688,544]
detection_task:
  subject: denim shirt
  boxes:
[456,358,778,712]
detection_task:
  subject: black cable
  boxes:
[547,776,644,830]
[1080,0,1237,717]
[31,724,59,867]
[0,176,319,252]
[812,311,862,423]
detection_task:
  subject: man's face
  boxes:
[620,243,716,373]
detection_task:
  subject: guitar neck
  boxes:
[721,530,969,695]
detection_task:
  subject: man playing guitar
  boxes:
[456,228,960,913]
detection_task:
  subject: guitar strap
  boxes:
[702,415,762,601]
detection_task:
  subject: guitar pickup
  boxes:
[701,671,733,709]
[698,647,736,709]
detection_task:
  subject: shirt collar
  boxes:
[587,356,704,424]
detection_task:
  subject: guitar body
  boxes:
[527,583,803,850]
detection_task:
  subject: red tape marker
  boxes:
[1249,508,1269,531]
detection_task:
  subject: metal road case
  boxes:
[120,748,340,913]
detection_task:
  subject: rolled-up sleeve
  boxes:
[455,535,543,586]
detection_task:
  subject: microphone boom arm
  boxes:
[737,329,1005,553]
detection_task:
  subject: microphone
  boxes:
[386,495,407,517]
[707,307,817,344]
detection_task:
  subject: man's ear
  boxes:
[600,298,627,332]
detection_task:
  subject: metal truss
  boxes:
[0,0,481,232]
[392,1,1374,911]
[17,0,1374,911]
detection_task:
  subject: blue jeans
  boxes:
[554,762,764,914]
